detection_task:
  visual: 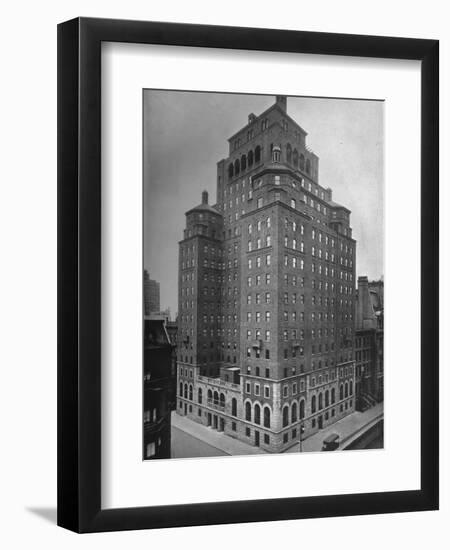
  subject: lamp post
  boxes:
[299,422,305,453]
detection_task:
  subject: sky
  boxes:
[144,91,384,316]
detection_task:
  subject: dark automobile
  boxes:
[322,433,340,451]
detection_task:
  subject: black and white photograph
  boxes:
[143,91,384,459]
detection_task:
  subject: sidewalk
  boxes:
[172,411,267,456]
[286,402,384,453]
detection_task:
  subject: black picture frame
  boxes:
[57,17,439,533]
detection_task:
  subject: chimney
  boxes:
[275,95,287,112]
[202,190,208,205]
[248,113,256,124]
[326,187,333,201]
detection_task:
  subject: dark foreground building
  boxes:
[355,276,384,410]
[176,96,357,453]
[143,318,173,459]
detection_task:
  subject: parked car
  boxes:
[322,433,340,451]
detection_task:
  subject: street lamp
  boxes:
[299,422,305,453]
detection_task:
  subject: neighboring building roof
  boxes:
[227,100,308,143]
[327,199,350,212]
[186,202,221,216]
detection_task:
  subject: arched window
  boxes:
[264,407,271,428]
[219,392,225,408]
[318,392,323,410]
[255,145,261,163]
[282,405,289,427]
[245,401,251,421]
[339,384,344,401]
[228,163,234,179]
[306,158,311,174]
[241,154,247,171]
[311,394,316,414]
[291,401,298,423]
[254,403,261,425]
[179,382,183,396]
[325,389,329,407]
[300,399,305,419]
[189,384,193,401]
[213,391,219,405]
[248,150,254,167]
[207,389,212,403]
[293,148,298,168]
[198,388,202,404]
[331,388,335,404]
[299,154,305,171]
[345,382,349,398]
[286,143,292,164]
[231,398,237,417]
[184,383,188,399]
[234,158,240,175]
[350,379,353,395]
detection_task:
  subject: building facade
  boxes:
[143,269,160,315]
[143,319,173,459]
[355,276,384,410]
[176,96,356,453]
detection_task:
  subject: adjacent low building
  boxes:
[354,276,384,410]
[143,318,173,459]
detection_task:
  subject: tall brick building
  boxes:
[143,269,160,315]
[176,96,356,453]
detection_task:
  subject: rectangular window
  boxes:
[146,442,156,458]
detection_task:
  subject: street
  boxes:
[171,426,227,458]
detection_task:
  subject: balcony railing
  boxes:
[197,375,240,390]
[207,399,225,411]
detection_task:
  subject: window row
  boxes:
[228,146,262,179]
[244,401,271,428]
[248,217,271,234]
[247,235,272,250]
[248,254,271,269]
